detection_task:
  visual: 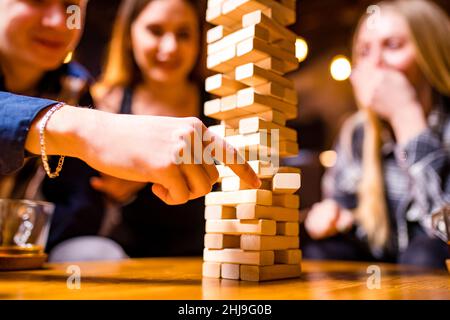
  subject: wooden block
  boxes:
[255,57,286,75]
[205,74,247,97]
[239,117,297,141]
[205,234,240,249]
[221,0,249,22]
[261,5,296,27]
[273,39,295,53]
[250,139,299,158]
[278,140,299,157]
[205,101,253,120]
[207,25,234,44]
[221,94,238,112]
[226,132,273,151]
[274,249,302,264]
[236,204,299,222]
[222,0,269,20]
[236,37,298,72]
[204,98,222,117]
[240,235,299,250]
[208,25,269,55]
[206,219,276,235]
[242,10,297,43]
[221,109,287,128]
[279,0,296,11]
[206,46,236,73]
[206,5,238,26]
[254,82,285,100]
[240,264,301,281]
[216,160,276,180]
[208,124,237,138]
[221,263,240,280]
[204,248,274,266]
[221,176,271,192]
[235,62,294,88]
[229,133,296,159]
[205,205,236,219]
[234,0,296,26]
[272,173,301,194]
[283,86,298,105]
[277,166,301,174]
[202,262,221,278]
[237,88,297,119]
[205,190,272,206]
[272,194,300,208]
[254,82,298,105]
[276,222,299,236]
[447,260,450,273]
[207,0,226,8]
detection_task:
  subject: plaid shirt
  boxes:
[323,95,450,257]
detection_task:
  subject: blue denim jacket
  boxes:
[0,92,56,174]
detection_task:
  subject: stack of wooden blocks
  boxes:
[202,0,302,282]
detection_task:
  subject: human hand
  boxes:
[304,199,354,240]
[30,108,261,205]
[27,108,261,205]
[90,174,146,203]
[350,65,427,143]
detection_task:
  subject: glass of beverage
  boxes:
[0,199,54,269]
[432,205,450,272]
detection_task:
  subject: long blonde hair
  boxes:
[352,0,450,250]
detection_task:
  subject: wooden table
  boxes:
[0,258,448,299]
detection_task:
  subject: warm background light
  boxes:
[330,55,351,81]
[295,37,308,62]
[319,150,337,168]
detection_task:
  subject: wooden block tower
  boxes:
[202,0,301,282]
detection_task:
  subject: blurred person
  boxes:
[304,0,450,268]
[56,0,210,259]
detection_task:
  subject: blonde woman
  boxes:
[304,0,450,268]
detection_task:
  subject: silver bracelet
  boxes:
[39,102,66,178]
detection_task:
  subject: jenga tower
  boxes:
[202,0,301,282]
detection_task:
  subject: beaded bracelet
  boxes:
[39,102,66,178]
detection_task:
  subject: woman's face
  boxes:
[0,0,86,71]
[353,10,425,89]
[131,0,200,84]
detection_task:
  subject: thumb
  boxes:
[152,183,184,205]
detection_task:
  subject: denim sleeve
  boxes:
[0,91,57,174]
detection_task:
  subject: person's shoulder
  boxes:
[335,111,365,160]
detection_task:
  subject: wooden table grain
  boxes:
[0,258,448,300]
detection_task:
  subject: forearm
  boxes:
[25,105,97,160]
[390,102,427,145]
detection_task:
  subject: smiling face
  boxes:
[353,9,426,90]
[0,0,86,71]
[131,0,199,85]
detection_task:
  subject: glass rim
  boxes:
[0,198,55,211]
